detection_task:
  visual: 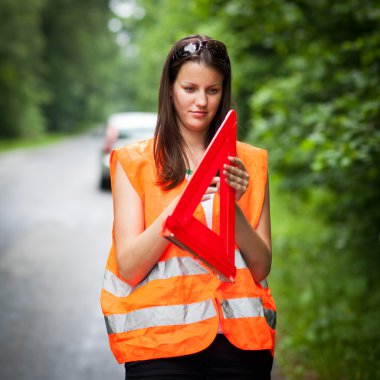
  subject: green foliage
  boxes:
[0,132,69,152]
[245,1,380,378]
[41,0,124,132]
[0,0,47,138]
[0,0,128,138]
[270,178,380,380]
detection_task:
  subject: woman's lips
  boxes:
[191,111,208,118]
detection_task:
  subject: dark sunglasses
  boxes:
[172,38,228,62]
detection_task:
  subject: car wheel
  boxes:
[99,176,111,191]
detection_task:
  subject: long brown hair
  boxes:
[154,34,232,190]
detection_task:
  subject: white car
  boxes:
[99,112,157,190]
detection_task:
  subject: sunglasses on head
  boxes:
[172,38,228,62]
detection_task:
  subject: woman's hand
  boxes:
[202,176,219,202]
[223,156,249,201]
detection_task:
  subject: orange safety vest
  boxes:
[101,138,276,364]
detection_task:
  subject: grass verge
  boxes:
[0,133,71,153]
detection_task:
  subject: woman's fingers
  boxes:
[226,157,249,179]
[223,157,250,200]
[199,161,250,202]
[223,169,249,186]
[201,177,219,201]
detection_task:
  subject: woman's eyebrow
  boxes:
[181,81,222,86]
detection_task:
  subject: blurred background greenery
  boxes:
[1,0,379,379]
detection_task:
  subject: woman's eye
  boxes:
[184,87,195,92]
[208,88,220,95]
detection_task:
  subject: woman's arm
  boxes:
[113,161,217,286]
[112,161,176,286]
[223,157,272,282]
[235,179,272,282]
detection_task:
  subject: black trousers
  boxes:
[124,334,273,380]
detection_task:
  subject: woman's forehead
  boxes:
[175,62,224,84]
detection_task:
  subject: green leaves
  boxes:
[0,0,46,138]
[42,0,123,132]
[0,0,126,138]
[244,1,380,378]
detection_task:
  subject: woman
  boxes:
[101,35,276,379]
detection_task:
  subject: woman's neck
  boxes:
[180,127,208,170]
[182,139,206,170]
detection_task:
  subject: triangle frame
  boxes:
[161,110,237,282]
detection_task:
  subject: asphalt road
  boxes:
[0,135,123,379]
[0,135,284,380]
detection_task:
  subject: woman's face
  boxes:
[172,61,223,139]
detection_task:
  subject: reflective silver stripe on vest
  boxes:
[105,299,217,334]
[104,251,270,299]
[235,249,246,269]
[235,250,269,289]
[103,256,209,298]
[222,297,276,329]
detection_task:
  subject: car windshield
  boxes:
[118,127,154,139]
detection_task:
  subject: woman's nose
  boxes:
[195,91,207,107]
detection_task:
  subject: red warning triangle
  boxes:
[161,110,237,282]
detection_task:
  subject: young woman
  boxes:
[101,35,276,379]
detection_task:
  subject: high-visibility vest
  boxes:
[101,138,276,364]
